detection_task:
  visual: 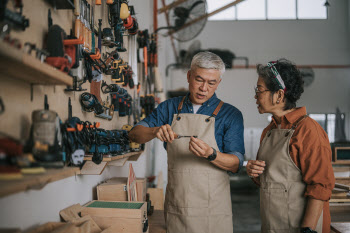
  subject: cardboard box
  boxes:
[81,200,148,233]
[98,177,147,202]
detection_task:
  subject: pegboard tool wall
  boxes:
[0,0,143,141]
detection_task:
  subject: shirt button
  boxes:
[190,109,192,111]
[207,105,210,107]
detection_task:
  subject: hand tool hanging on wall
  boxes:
[61,97,85,167]
[0,0,29,32]
[107,0,128,52]
[25,95,64,168]
[46,9,80,74]
[137,30,152,95]
[80,92,113,120]
[24,42,50,63]
[123,6,138,36]
[0,97,4,114]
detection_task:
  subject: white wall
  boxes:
[165,0,350,158]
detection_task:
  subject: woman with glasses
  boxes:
[246,59,335,233]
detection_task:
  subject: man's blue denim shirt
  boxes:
[136,93,245,173]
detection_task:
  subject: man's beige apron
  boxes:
[165,97,233,233]
[258,116,323,233]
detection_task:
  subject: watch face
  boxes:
[301,227,315,233]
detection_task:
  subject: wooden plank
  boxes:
[80,161,107,175]
[331,222,350,233]
[330,197,350,203]
[336,178,350,186]
[128,152,142,161]
[147,188,164,210]
[330,203,350,223]
[84,151,143,162]
[335,183,350,191]
[0,41,72,85]
[108,157,128,167]
[0,167,80,198]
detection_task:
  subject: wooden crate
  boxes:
[333,147,350,165]
[81,200,147,232]
[98,177,147,202]
[136,178,147,202]
[97,178,128,201]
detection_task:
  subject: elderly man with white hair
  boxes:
[129,51,245,233]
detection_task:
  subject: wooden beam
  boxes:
[169,0,245,36]
[158,0,189,14]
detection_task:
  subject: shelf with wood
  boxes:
[83,151,144,162]
[0,41,72,85]
[0,167,80,198]
[79,151,144,175]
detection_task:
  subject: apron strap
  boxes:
[267,115,308,137]
[285,115,308,136]
[176,96,187,121]
[205,101,224,122]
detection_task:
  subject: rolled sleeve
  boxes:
[222,110,245,158]
[301,146,335,201]
[134,120,150,128]
[227,151,244,174]
[305,184,333,201]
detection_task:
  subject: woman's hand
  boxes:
[246,160,266,178]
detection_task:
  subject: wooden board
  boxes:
[0,41,72,85]
[331,222,350,233]
[108,157,129,167]
[80,161,107,175]
[84,151,143,162]
[147,188,164,210]
[0,167,80,198]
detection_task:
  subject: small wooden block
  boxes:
[331,222,350,233]
[80,161,107,175]
[108,157,128,167]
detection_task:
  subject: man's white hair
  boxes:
[190,51,225,76]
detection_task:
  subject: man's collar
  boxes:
[186,92,218,106]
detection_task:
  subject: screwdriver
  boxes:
[174,133,198,139]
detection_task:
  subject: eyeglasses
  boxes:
[254,86,270,96]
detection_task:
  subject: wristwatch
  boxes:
[300,227,317,233]
[206,147,217,161]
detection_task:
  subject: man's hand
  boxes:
[189,136,213,158]
[246,160,266,177]
[155,124,175,143]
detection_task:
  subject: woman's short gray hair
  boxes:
[190,51,225,76]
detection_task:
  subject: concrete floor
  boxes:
[230,168,261,233]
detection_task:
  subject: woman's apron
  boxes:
[258,116,323,233]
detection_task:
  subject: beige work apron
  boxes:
[165,97,233,233]
[258,116,323,233]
